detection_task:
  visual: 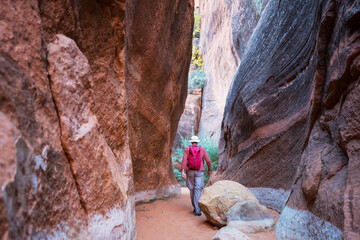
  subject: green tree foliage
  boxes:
[193,9,201,39]
[191,9,203,70]
[188,69,207,89]
[189,9,207,89]
[191,46,204,70]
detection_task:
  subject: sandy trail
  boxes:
[136,188,279,240]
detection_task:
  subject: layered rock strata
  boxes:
[125,0,194,203]
[214,0,360,239]
[198,0,268,140]
[0,0,192,238]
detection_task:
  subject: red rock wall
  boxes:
[125,0,194,202]
[0,0,193,238]
[1,1,88,238]
[213,0,360,239]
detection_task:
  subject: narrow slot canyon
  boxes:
[0,0,359,240]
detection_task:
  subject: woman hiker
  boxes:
[181,135,212,216]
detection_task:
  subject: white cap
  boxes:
[190,136,200,143]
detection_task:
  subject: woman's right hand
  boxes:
[182,169,186,180]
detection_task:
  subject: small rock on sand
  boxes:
[212,226,252,240]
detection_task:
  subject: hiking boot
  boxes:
[195,212,202,216]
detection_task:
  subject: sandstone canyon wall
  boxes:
[0,0,192,238]
[125,0,194,203]
[214,0,360,239]
[198,0,268,140]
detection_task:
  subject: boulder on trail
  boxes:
[198,180,273,231]
[212,226,252,240]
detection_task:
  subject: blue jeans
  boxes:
[186,170,204,214]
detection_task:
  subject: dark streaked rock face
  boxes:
[125,0,194,202]
[214,0,360,238]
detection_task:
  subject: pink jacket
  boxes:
[181,145,212,171]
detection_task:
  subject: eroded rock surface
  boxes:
[47,34,133,217]
[125,0,194,202]
[1,1,88,238]
[214,0,360,239]
[212,226,251,240]
[0,0,193,238]
[0,113,18,239]
[226,201,274,233]
[198,0,268,140]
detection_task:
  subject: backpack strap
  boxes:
[189,145,200,155]
[187,146,191,167]
[188,145,192,156]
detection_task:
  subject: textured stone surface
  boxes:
[213,0,360,238]
[47,34,133,218]
[125,0,194,202]
[0,113,18,239]
[198,180,260,227]
[212,226,251,240]
[275,206,343,240]
[1,0,194,238]
[339,72,360,240]
[226,201,274,233]
[173,92,202,149]
[39,0,129,163]
[0,1,87,238]
[249,188,290,212]
[1,2,136,232]
[198,0,268,140]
